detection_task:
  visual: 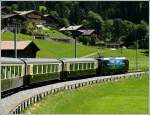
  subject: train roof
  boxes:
[97,57,127,60]
[21,58,61,64]
[1,57,24,64]
[60,58,97,63]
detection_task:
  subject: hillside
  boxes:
[42,27,68,38]
[2,32,148,71]
[2,32,98,58]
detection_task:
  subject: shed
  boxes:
[78,29,96,36]
[105,43,121,48]
[1,41,40,58]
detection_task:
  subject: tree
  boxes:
[39,6,47,14]
[103,19,113,42]
[11,4,18,11]
[135,21,148,48]
[23,21,37,36]
[87,11,104,38]
[59,18,70,27]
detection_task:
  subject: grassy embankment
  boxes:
[42,27,68,38]
[22,74,148,114]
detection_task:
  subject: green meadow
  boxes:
[2,32,148,71]
[22,74,148,114]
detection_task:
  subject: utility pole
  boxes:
[136,39,138,70]
[75,36,77,58]
[6,19,21,58]
[14,27,17,58]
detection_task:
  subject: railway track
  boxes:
[0,71,148,114]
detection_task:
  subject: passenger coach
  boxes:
[60,58,98,80]
[22,58,62,85]
[1,57,25,93]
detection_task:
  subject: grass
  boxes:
[2,32,33,41]
[2,32,148,70]
[2,32,98,58]
[34,39,98,58]
[22,75,148,114]
[43,27,68,38]
[94,48,149,71]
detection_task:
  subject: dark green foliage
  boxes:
[3,1,148,23]
[2,1,149,48]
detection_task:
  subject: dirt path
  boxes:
[81,52,98,58]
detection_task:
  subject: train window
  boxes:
[55,64,57,72]
[1,66,5,79]
[51,64,53,72]
[55,64,58,72]
[15,66,18,77]
[27,65,30,75]
[53,64,55,72]
[79,63,82,70]
[38,65,42,74]
[11,66,15,77]
[43,65,46,73]
[82,63,84,70]
[51,64,54,72]
[47,64,51,73]
[72,64,75,71]
[80,63,83,70]
[6,66,10,78]
[33,65,37,74]
[70,64,73,71]
[83,63,86,70]
[85,63,87,70]
[87,63,90,69]
[75,64,78,70]
[19,66,22,76]
[91,63,94,69]
[45,65,48,73]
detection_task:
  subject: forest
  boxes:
[2,1,149,48]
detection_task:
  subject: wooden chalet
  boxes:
[2,14,26,29]
[14,10,46,25]
[1,41,40,58]
[44,14,60,27]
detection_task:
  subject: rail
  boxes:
[0,71,148,114]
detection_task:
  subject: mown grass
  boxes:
[43,27,68,38]
[2,32,98,58]
[34,39,98,58]
[22,75,148,114]
[94,48,149,71]
[2,32,33,41]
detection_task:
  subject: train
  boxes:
[1,57,129,94]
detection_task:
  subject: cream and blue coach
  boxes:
[22,58,62,85]
[1,57,25,93]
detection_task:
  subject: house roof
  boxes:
[2,13,26,20]
[1,41,40,50]
[78,29,95,35]
[2,14,17,19]
[14,10,35,15]
[60,25,82,31]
